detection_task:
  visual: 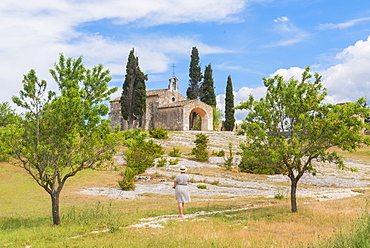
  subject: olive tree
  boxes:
[0,102,21,160]
[0,54,121,225]
[0,102,21,127]
[236,67,370,212]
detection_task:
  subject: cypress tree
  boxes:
[200,63,216,107]
[187,47,202,99]
[224,75,235,131]
[120,48,148,130]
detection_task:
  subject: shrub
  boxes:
[197,185,207,189]
[156,157,167,167]
[192,133,209,162]
[274,188,285,199]
[238,146,283,175]
[125,140,164,174]
[168,147,181,157]
[238,158,279,174]
[118,167,136,191]
[149,128,168,139]
[212,150,225,157]
[223,143,234,170]
[169,158,179,165]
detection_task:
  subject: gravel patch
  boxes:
[79,160,370,201]
[154,131,245,152]
[78,131,370,202]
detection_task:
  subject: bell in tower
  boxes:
[168,76,179,92]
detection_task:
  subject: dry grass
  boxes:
[1,152,369,247]
[242,198,365,247]
[60,195,365,248]
[328,145,370,163]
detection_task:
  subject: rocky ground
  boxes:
[80,131,370,202]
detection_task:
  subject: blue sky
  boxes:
[1,0,370,120]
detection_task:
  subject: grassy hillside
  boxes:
[1,132,370,247]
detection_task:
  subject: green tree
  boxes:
[0,54,120,225]
[365,103,370,125]
[122,128,163,175]
[236,67,370,213]
[118,128,163,190]
[187,47,202,100]
[223,142,234,170]
[192,133,209,162]
[118,167,136,190]
[224,75,235,131]
[149,127,168,139]
[0,102,21,127]
[200,63,216,107]
[124,140,163,175]
[0,102,21,161]
[120,48,148,130]
[200,64,219,129]
[213,106,223,130]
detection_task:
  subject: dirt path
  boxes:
[128,203,270,228]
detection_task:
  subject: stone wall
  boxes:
[109,88,213,131]
[108,97,122,129]
[155,107,184,130]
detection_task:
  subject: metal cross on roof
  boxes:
[171,64,176,77]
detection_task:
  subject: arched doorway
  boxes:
[189,108,209,131]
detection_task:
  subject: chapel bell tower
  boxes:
[168,76,179,92]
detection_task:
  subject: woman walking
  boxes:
[174,165,190,217]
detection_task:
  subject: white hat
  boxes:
[179,165,187,172]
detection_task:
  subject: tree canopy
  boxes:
[120,48,148,130]
[200,63,216,107]
[187,47,202,100]
[236,67,370,212]
[0,102,22,160]
[224,75,235,131]
[0,54,121,225]
[0,102,21,127]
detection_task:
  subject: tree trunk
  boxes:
[290,179,298,212]
[51,191,61,225]
[127,118,134,130]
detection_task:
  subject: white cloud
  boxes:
[0,0,249,29]
[321,36,370,103]
[274,16,289,23]
[215,63,265,76]
[227,35,370,121]
[271,67,305,80]
[319,17,370,30]
[229,35,370,120]
[270,36,370,104]
[0,0,250,107]
[66,34,233,75]
[264,16,310,48]
[127,0,248,25]
[216,86,266,121]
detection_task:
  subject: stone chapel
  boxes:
[109,76,213,131]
